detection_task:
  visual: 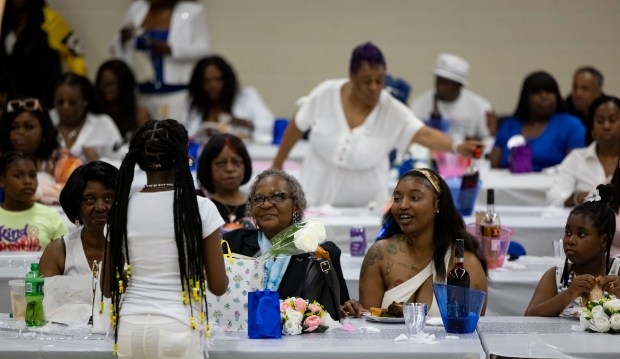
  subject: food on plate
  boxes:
[579,276,605,306]
[369,302,404,318]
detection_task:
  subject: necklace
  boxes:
[223,203,240,223]
[143,183,174,189]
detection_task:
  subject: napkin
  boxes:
[394,334,408,342]
[426,317,443,326]
[42,275,93,327]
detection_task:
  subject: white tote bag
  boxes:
[207,243,265,331]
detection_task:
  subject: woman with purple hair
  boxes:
[273,42,479,207]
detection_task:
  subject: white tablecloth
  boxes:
[476,169,556,207]
[341,255,561,317]
[0,317,485,359]
[313,205,570,257]
[0,253,42,313]
[245,140,309,163]
[478,316,620,358]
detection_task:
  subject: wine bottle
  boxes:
[480,189,501,238]
[446,239,470,333]
[447,239,470,288]
[429,94,443,131]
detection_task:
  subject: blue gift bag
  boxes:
[248,289,281,339]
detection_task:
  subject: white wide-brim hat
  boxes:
[433,53,469,86]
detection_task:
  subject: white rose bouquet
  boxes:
[256,219,327,261]
[580,296,620,333]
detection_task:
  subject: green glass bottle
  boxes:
[25,263,46,327]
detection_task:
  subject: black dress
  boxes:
[223,228,350,304]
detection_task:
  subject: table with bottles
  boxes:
[311,205,570,258]
[341,254,561,316]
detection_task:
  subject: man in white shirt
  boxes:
[410,53,495,140]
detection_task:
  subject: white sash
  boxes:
[381,249,451,317]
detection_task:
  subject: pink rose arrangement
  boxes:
[279,297,340,335]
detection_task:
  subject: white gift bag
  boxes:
[207,248,265,331]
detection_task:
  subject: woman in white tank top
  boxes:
[39,161,118,277]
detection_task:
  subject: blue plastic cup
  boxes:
[432,283,486,334]
[272,118,288,145]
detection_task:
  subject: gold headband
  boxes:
[414,168,442,195]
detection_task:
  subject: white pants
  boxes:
[117,314,203,359]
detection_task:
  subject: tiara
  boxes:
[415,168,442,195]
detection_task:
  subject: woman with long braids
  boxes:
[103,119,228,358]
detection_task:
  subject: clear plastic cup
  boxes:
[403,303,427,337]
[9,279,26,320]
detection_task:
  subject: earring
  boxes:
[292,212,301,223]
[74,219,82,228]
[436,209,440,213]
[188,157,194,167]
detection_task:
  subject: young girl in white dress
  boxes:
[525,183,620,316]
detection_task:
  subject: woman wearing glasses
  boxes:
[0,97,63,204]
[224,169,350,310]
[39,161,118,276]
[196,134,252,226]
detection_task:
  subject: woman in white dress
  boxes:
[103,119,228,358]
[340,168,488,317]
[272,42,481,207]
[39,161,118,276]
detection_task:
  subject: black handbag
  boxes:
[301,256,341,321]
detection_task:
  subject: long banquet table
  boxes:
[477,316,620,359]
[0,253,42,313]
[313,205,570,257]
[0,316,485,359]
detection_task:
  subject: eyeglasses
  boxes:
[7,98,42,113]
[249,192,292,207]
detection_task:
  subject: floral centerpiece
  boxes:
[580,296,620,333]
[280,297,341,335]
[257,219,327,260]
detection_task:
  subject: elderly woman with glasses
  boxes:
[224,169,350,313]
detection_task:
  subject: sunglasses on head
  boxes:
[7,98,42,113]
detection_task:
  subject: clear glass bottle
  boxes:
[480,189,501,238]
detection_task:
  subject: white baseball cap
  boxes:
[433,53,469,86]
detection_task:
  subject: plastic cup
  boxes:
[9,279,26,320]
[403,303,427,337]
[466,223,513,269]
[272,118,288,145]
[432,283,486,334]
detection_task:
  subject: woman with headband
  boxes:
[340,168,488,317]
